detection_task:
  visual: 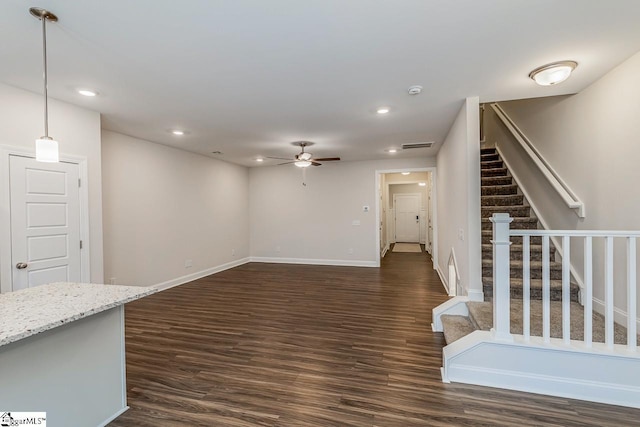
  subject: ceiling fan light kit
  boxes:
[267,141,340,168]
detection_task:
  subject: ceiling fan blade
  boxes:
[266,156,293,161]
[311,161,322,166]
[278,161,296,165]
[312,157,340,161]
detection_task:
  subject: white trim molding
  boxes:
[154,257,250,291]
[250,257,377,268]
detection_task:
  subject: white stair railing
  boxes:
[491,213,639,351]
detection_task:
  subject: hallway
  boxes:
[110,254,640,426]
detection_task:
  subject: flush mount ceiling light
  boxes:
[529,61,578,86]
[401,172,411,175]
[78,89,98,97]
[377,107,390,114]
[171,130,185,136]
[256,158,264,162]
[30,7,59,163]
[386,149,397,154]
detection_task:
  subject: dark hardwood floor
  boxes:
[109,250,640,426]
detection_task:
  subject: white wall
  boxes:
[436,97,482,298]
[249,157,434,266]
[488,50,640,322]
[102,131,250,287]
[0,83,104,289]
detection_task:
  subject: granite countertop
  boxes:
[0,282,156,347]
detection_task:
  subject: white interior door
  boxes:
[394,194,420,243]
[10,155,81,291]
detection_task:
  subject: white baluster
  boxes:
[491,213,513,342]
[584,236,593,348]
[523,235,530,341]
[605,236,614,349]
[542,235,550,343]
[562,235,571,344]
[628,237,637,351]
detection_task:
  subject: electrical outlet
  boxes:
[348,248,354,254]
[458,228,465,241]
[231,248,236,257]
[275,246,281,253]
[109,277,116,285]
[185,259,193,268]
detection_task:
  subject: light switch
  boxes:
[352,220,361,226]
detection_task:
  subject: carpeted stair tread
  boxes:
[482,184,518,196]
[481,167,509,177]
[482,243,556,261]
[466,300,637,344]
[481,160,504,169]
[481,217,538,230]
[482,205,531,218]
[481,277,580,302]
[481,194,524,206]
[480,148,497,155]
[481,153,499,162]
[441,315,477,344]
[482,176,512,186]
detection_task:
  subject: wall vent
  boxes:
[402,142,433,149]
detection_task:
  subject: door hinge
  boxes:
[80,240,83,249]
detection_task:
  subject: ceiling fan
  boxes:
[267,141,340,168]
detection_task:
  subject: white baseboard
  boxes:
[381,244,389,258]
[98,406,129,427]
[593,297,640,334]
[153,257,251,291]
[467,289,485,302]
[250,256,378,268]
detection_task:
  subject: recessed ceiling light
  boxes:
[77,89,98,97]
[377,107,390,114]
[256,158,264,162]
[387,149,397,154]
[407,85,422,95]
[171,130,185,136]
[418,182,427,187]
[401,172,411,175]
[529,61,577,86]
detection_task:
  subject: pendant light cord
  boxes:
[41,15,49,138]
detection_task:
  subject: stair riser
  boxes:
[481,160,503,169]
[482,266,563,280]
[482,177,512,186]
[480,148,496,155]
[481,220,538,230]
[481,168,508,177]
[481,207,530,218]
[482,249,553,262]
[482,185,518,196]
[482,234,545,244]
[481,195,524,206]
[481,153,499,162]
[482,286,579,302]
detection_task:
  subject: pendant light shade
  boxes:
[36,137,59,162]
[294,160,312,168]
[30,7,60,163]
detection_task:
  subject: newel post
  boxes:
[491,213,513,342]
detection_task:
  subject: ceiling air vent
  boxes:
[402,142,433,149]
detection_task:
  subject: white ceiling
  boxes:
[2,1,640,167]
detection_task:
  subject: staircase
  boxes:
[440,147,583,344]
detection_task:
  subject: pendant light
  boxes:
[30,7,60,163]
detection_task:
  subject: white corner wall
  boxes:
[436,97,482,299]
[101,131,250,287]
[489,50,640,322]
[249,157,434,266]
[0,83,104,288]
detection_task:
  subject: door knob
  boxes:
[16,262,28,269]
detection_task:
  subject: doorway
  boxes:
[1,148,90,293]
[375,168,437,267]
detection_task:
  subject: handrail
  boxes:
[511,230,640,237]
[490,103,585,218]
[448,248,460,297]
